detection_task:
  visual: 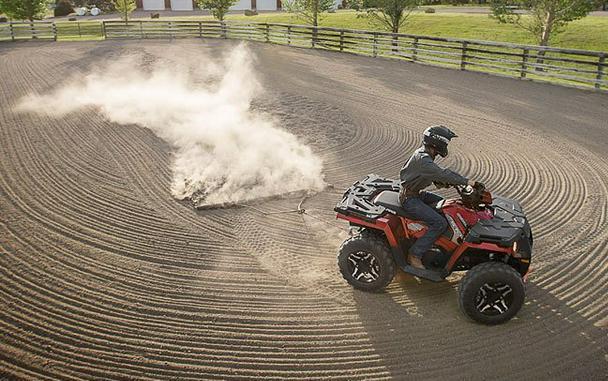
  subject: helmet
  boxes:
[422,125,458,157]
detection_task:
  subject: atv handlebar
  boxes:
[454,181,485,195]
[454,182,491,210]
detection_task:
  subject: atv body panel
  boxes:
[465,196,532,252]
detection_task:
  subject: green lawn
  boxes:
[171,10,608,52]
[3,9,607,51]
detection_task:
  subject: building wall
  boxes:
[137,0,283,10]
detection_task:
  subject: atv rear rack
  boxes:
[334,174,400,220]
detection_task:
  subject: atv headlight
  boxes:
[512,241,520,257]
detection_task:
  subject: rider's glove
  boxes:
[473,181,485,190]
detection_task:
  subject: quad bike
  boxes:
[335,174,533,325]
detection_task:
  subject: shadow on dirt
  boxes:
[351,273,607,379]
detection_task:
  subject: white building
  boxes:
[139,0,283,11]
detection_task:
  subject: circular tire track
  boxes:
[0,40,607,380]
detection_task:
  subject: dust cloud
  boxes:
[18,44,325,206]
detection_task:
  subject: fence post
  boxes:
[52,22,57,41]
[198,21,202,38]
[339,30,344,52]
[412,37,419,62]
[9,22,15,41]
[460,41,468,70]
[596,54,606,90]
[265,23,270,43]
[372,33,378,57]
[78,21,81,38]
[520,48,529,78]
[30,22,36,40]
[391,34,398,54]
[221,21,227,39]
[535,48,546,72]
[287,25,291,46]
[101,20,106,39]
[311,26,317,48]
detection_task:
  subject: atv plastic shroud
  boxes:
[334,174,532,280]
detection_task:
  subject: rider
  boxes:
[400,125,476,270]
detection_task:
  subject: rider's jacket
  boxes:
[400,147,468,193]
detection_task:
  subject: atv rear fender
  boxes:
[336,212,414,271]
[336,213,404,247]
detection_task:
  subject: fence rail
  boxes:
[1,20,606,91]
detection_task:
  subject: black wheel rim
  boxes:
[475,282,514,316]
[347,251,380,283]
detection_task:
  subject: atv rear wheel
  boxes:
[337,230,396,292]
[459,262,525,325]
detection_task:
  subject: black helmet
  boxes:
[422,125,458,157]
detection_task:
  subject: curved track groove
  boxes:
[0,40,607,380]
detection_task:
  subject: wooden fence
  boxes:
[1,20,606,91]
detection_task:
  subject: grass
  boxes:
[161,10,608,52]
[3,9,606,51]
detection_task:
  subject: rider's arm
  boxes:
[420,156,469,186]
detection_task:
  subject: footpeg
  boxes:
[403,265,447,282]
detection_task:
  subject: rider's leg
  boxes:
[402,197,448,268]
[420,191,443,208]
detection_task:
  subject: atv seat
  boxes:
[373,191,410,217]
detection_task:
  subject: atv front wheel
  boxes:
[337,230,396,292]
[459,262,525,325]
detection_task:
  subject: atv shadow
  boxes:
[351,272,607,379]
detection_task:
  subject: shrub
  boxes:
[112,0,135,21]
[92,1,116,12]
[424,7,435,12]
[244,9,257,15]
[197,0,238,21]
[54,0,74,16]
[0,16,7,22]
[0,0,48,20]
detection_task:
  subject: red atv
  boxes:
[335,174,533,325]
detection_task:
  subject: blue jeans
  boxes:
[402,192,448,258]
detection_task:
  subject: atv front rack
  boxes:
[334,174,400,220]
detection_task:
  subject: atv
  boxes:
[334,174,533,325]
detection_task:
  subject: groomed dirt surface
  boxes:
[1,39,607,380]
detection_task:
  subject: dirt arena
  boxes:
[0,39,607,380]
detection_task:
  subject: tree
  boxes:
[0,0,48,21]
[282,0,336,26]
[364,0,420,33]
[54,0,73,17]
[112,0,135,23]
[490,0,599,47]
[197,0,237,21]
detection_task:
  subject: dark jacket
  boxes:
[400,147,468,193]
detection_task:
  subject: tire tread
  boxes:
[337,230,396,292]
[458,261,525,325]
